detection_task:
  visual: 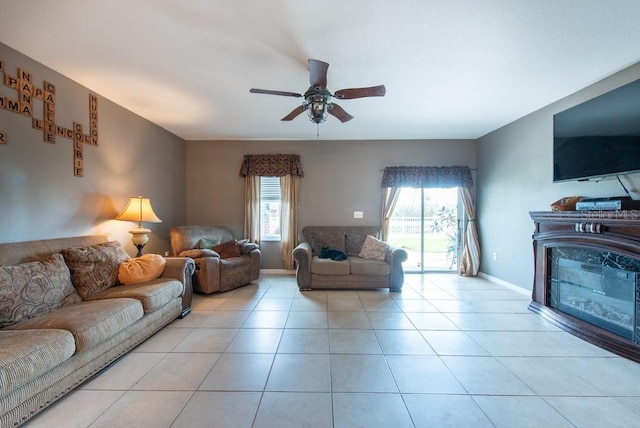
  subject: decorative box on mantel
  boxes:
[529,210,640,362]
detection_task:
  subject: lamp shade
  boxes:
[115,196,162,227]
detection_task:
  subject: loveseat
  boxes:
[170,226,260,294]
[0,235,194,427]
[292,226,408,291]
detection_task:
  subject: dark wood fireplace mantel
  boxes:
[529,210,640,362]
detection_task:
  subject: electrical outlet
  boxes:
[492,252,498,261]
[354,211,364,219]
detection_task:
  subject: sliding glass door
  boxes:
[388,187,461,272]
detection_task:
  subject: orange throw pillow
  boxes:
[118,254,166,285]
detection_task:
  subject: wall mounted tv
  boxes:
[553,78,640,182]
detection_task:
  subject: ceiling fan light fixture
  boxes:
[307,94,328,123]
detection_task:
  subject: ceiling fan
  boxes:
[250,59,386,124]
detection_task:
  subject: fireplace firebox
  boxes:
[530,211,640,362]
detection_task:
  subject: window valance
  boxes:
[239,154,304,177]
[381,166,473,188]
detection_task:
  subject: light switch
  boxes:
[353,211,364,219]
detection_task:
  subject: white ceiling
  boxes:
[2,0,640,141]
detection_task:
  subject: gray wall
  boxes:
[0,43,187,256]
[477,62,640,291]
[186,139,476,268]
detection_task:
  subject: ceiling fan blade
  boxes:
[281,105,308,121]
[250,88,303,98]
[308,59,329,88]
[333,85,386,99]
[327,103,353,123]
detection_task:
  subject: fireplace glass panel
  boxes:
[549,247,639,343]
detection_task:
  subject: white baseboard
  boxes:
[260,269,295,275]
[479,272,530,297]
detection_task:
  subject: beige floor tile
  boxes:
[199,310,251,328]
[89,390,192,428]
[329,329,382,354]
[331,354,397,392]
[403,394,494,428]
[199,352,274,391]
[172,328,238,353]
[132,352,219,390]
[420,330,489,356]
[374,329,435,355]
[225,328,283,353]
[441,356,535,395]
[405,311,460,330]
[242,309,289,328]
[266,353,331,392]
[366,311,414,329]
[473,395,575,428]
[277,328,329,353]
[172,391,262,428]
[253,392,333,428]
[387,355,466,393]
[332,393,413,428]
[285,311,328,328]
[24,390,125,428]
[81,352,165,390]
[132,325,193,353]
[328,311,372,329]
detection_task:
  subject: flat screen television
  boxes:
[553,78,640,182]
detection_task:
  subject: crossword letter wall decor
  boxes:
[0,59,99,176]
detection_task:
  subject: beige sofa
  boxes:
[170,226,260,294]
[293,226,408,291]
[0,235,194,427]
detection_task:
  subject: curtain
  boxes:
[381,165,473,189]
[239,154,304,177]
[240,154,304,268]
[458,187,480,276]
[243,176,261,243]
[380,165,479,276]
[280,174,299,270]
[381,187,400,241]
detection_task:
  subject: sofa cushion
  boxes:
[307,230,346,256]
[118,254,166,285]
[213,240,242,259]
[0,253,82,328]
[358,235,388,261]
[84,278,183,313]
[0,329,76,396]
[311,257,350,275]
[349,256,391,276]
[61,241,131,299]
[5,299,143,352]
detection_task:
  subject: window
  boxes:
[260,176,281,241]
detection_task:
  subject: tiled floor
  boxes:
[25,274,640,427]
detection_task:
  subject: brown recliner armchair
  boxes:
[170,226,260,294]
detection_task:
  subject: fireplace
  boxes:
[550,249,639,342]
[530,211,640,362]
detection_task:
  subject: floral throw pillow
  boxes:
[0,253,81,328]
[358,235,388,261]
[61,241,130,299]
